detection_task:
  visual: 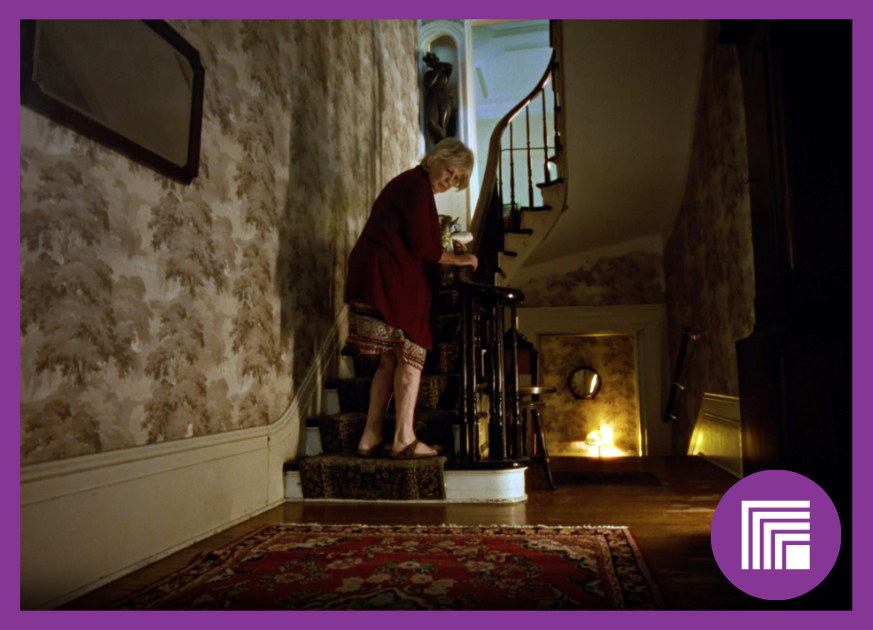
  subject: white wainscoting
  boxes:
[688,393,742,478]
[20,307,348,610]
[516,305,670,456]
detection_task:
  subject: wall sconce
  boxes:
[568,366,601,399]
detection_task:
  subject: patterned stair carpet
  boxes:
[313,410,457,455]
[300,454,447,500]
[297,288,464,500]
[109,524,665,610]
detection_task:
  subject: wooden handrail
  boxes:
[468,49,556,257]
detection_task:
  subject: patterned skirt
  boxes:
[347,302,427,371]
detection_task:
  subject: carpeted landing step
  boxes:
[293,454,447,501]
[285,457,527,503]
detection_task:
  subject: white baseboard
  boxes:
[285,467,528,504]
[20,307,348,610]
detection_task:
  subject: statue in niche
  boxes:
[423,52,457,146]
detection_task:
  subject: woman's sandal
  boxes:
[357,441,386,458]
[390,439,441,459]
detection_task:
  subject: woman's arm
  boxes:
[439,251,478,271]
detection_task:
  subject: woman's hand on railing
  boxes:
[439,252,478,271]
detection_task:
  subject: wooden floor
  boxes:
[62,456,850,611]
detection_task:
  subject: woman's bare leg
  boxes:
[391,346,439,456]
[357,350,397,452]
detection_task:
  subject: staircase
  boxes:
[284,286,528,502]
[498,177,566,285]
[479,21,569,287]
[284,20,568,504]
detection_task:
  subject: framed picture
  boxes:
[20,20,205,184]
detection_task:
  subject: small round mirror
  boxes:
[568,367,601,399]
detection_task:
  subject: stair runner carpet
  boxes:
[297,288,462,501]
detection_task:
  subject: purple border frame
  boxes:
[9,1,868,628]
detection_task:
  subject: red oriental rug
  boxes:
[111,524,665,611]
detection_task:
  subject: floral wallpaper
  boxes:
[663,22,755,454]
[540,335,640,457]
[20,20,420,465]
[517,250,665,307]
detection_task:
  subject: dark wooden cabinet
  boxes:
[722,20,851,608]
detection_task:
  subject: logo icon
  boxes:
[711,470,841,600]
[741,500,810,570]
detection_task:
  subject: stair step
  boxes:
[501,250,518,257]
[337,374,461,413]
[350,341,460,378]
[438,289,461,314]
[504,228,534,235]
[537,178,563,188]
[310,410,459,455]
[436,314,461,343]
[520,205,551,212]
[297,454,447,500]
[284,461,529,502]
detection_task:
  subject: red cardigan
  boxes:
[345,166,444,350]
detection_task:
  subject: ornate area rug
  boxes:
[111,524,664,610]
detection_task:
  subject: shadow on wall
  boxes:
[279,24,338,392]
[276,21,385,393]
[662,22,754,455]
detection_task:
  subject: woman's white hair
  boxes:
[421,138,475,190]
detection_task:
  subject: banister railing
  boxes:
[452,35,562,463]
[468,48,558,259]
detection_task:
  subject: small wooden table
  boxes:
[518,385,557,491]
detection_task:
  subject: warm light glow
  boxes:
[596,445,624,458]
[584,430,613,447]
[572,438,629,458]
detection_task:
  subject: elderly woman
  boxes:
[346,138,478,459]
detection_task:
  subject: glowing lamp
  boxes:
[585,430,613,457]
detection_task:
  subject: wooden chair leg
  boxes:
[532,408,556,491]
[521,410,529,458]
[521,409,533,457]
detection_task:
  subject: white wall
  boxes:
[526,20,706,266]
[477,110,556,211]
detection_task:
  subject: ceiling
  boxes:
[500,20,708,267]
[471,21,552,121]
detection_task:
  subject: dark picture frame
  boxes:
[20,20,205,185]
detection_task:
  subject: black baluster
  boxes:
[509,303,521,459]
[460,292,470,459]
[553,78,561,155]
[468,297,480,460]
[486,299,501,460]
[498,139,503,212]
[493,301,507,460]
[542,89,550,184]
[525,106,533,210]
[509,121,516,219]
